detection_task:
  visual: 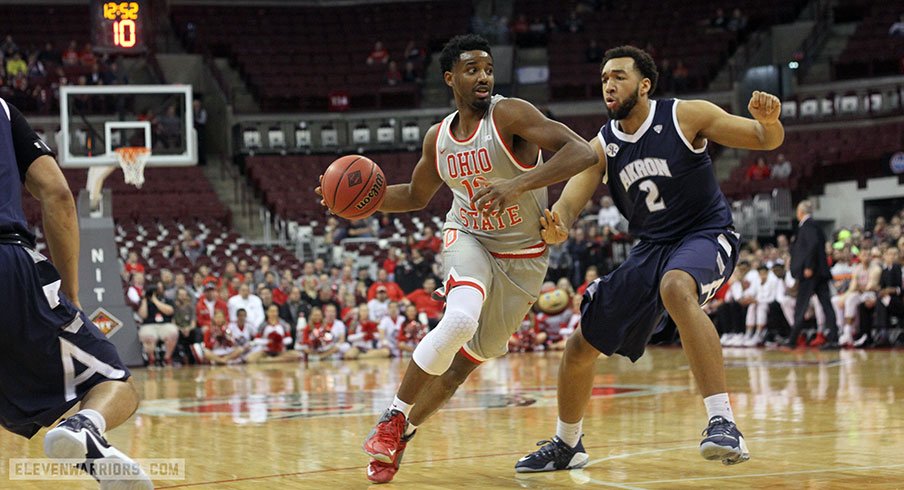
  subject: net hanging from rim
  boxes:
[115,146,151,188]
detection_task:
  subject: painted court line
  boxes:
[626,463,904,485]
[156,426,904,488]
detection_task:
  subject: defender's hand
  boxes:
[471,179,523,216]
[539,209,568,245]
[748,90,781,125]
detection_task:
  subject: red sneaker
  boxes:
[796,334,808,348]
[366,430,415,483]
[363,409,407,463]
[808,332,827,348]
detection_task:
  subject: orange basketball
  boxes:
[321,155,386,220]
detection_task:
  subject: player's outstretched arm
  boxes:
[472,99,596,214]
[678,91,784,151]
[25,155,80,307]
[540,137,608,245]
[316,125,443,214]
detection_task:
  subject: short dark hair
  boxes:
[600,45,659,95]
[440,34,492,73]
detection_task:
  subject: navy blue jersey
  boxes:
[599,99,732,242]
[0,98,54,245]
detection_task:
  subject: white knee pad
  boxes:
[412,308,479,376]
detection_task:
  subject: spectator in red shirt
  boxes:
[382,247,400,278]
[398,304,427,354]
[367,268,405,301]
[195,281,229,329]
[745,156,771,181]
[405,277,444,328]
[123,250,145,279]
[366,41,390,65]
[385,61,403,86]
[410,225,442,255]
[125,271,145,312]
[79,43,97,67]
[61,40,79,66]
[576,266,599,295]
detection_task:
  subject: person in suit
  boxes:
[874,247,903,339]
[787,200,839,349]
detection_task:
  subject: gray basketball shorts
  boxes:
[440,229,549,362]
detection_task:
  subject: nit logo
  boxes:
[347,170,363,187]
[90,307,123,338]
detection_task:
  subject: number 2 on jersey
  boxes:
[639,180,666,212]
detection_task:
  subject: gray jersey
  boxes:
[434,95,547,254]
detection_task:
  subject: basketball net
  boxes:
[86,147,151,215]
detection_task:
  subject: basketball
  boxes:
[321,155,386,220]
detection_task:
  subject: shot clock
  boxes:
[91,0,147,53]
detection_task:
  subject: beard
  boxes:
[470,95,491,111]
[606,86,639,120]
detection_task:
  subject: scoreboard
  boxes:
[91,1,147,53]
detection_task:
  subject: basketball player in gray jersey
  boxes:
[320,35,596,483]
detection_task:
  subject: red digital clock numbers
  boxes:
[92,0,146,53]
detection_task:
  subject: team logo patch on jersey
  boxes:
[90,307,123,338]
[346,170,363,187]
[653,124,663,134]
[606,143,620,158]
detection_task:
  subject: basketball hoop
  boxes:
[85,146,151,216]
[115,146,151,188]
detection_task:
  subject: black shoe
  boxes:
[819,342,840,351]
[515,436,589,473]
[699,416,750,465]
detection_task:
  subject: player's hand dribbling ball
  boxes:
[316,155,386,220]
[747,90,781,125]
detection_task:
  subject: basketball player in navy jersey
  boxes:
[473,46,783,471]
[0,97,151,488]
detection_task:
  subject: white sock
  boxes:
[404,423,418,437]
[703,393,734,423]
[389,396,414,418]
[556,418,582,448]
[77,409,107,434]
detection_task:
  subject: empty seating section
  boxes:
[516,0,805,100]
[171,2,471,112]
[22,166,231,237]
[721,119,904,199]
[245,145,622,233]
[834,2,904,80]
[246,153,452,234]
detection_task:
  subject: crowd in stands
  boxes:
[0,34,127,114]
[119,193,903,368]
[710,208,904,349]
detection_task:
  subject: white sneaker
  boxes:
[743,335,760,347]
[44,413,153,489]
[853,334,869,348]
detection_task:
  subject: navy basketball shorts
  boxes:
[0,244,130,438]
[579,228,740,361]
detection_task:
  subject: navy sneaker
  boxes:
[44,413,153,489]
[515,436,589,473]
[699,416,750,465]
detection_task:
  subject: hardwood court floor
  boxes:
[3,347,904,489]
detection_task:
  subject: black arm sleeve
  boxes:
[7,101,55,183]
